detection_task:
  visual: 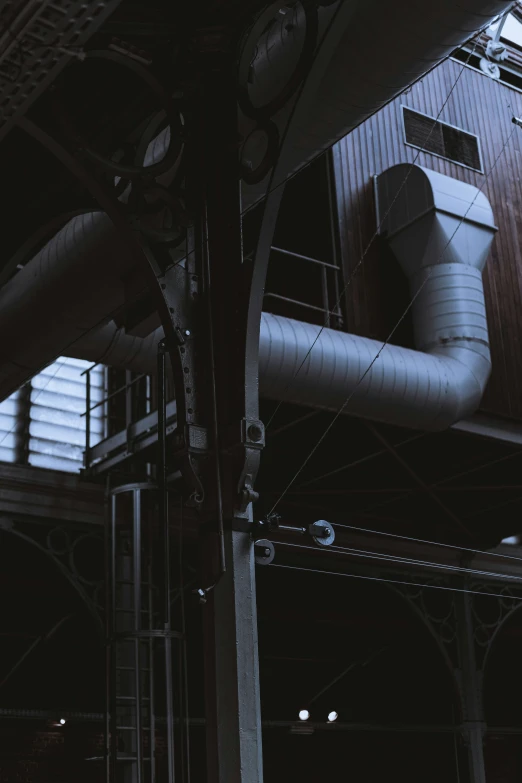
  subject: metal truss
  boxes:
[0,0,124,143]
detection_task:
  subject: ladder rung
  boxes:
[87,755,152,762]
[116,726,151,731]
[116,756,152,762]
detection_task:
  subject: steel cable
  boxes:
[268,562,522,602]
[272,540,522,586]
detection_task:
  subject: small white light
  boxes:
[298,709,310,721]
[327,711,338,723]
[59,719,66,725]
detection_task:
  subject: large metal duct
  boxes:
[70,165,497,431]
[0,0,509,402]
[259,166,496,429]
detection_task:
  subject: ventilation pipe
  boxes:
[0,0,509,401]
[259,166,497,430]
[70,165,497,432]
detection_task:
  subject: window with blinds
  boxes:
[402,106,483,172]
[0,358,105,473]
[0,389,21,464]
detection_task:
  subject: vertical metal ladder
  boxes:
[107,483,182,783]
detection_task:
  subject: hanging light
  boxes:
[298,709,310,721]
[327,711,338,723]
[59,718,66,725]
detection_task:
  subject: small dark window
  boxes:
[402,107,482,172]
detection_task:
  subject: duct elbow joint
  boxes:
[442,347,492,425]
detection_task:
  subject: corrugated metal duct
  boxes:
[69,165,497,432]
[0,0,510,402]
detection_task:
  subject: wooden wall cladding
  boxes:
[332,58,522,420]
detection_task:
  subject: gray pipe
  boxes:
[69,285,489,433]
[69,166,497,432]
[261,165,496,430]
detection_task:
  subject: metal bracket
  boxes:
[254,539,275,565]
[171,423,208,507]
[309,519,335,546]
[237,472,260,514]
[245,517,336,564]
[152,263,209,506]
[223,418,265,451]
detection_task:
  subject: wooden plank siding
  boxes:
[332,58,522,420]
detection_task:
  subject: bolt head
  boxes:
[248,424,263,443]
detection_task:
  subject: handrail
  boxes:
[266,243,344,328]
[270,245,340,270]
[263,293,342,318]
[81,373,146,417]
[82,365,149,470]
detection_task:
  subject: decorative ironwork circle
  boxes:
[240,121,280,185]
[68,50,184,179]
[439,619,457,645]
[474,623,491,647]
[472,591,503,629]
[69,533,104,587]
[238,1,318,121]
[46,527,71,556]
[128,182,188,246]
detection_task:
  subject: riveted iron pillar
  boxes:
[190,28,264,783]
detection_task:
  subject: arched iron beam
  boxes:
[0,523,103,638]
[387,582,463,721]
[481,595,522,675]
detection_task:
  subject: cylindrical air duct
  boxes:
[70,165,497,432]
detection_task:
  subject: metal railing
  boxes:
[265,245,344,328]
[82,364,151,472]
[80,244,344,472]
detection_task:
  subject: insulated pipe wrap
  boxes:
[410,265,489,356]
[0,211,128,395]
[71,301,488,432]
[68,165,497,433]
[71,320,163,376]
[258,312,475,431]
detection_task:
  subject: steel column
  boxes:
[203,528,263,783]
[192,28,264,783]
[454,588,487,783]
